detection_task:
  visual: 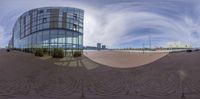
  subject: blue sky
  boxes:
[0,0,200,48]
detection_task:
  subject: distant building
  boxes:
[166,41,191,48]
[84,43,107,50]
[84,46,98,50]
[97,43,101,50]
[102,45,106,49]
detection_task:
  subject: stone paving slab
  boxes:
[1,49,200,99]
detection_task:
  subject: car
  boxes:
[194,49,199,51]
[6,49,10,52]
[186,49,192,52]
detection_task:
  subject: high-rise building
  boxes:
[97,43,101,50]
[11,7,84,56]
[102,45,106,49]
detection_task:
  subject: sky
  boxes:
[0,0,200,48]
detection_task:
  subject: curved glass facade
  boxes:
[12,7,84,56]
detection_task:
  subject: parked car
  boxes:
[186,49,192,52]
[194,49,199,51]
[6,49,10,52]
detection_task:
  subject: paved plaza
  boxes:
[84,50,168,68]
[0,49,200,99]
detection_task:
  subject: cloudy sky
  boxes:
[0,0,200,48]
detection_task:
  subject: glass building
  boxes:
[12,7,84,56]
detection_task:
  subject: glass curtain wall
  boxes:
[12,7,84,56]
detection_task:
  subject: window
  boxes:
[73,14,77,20]
[37,31,43,44]
[79,22,83,27]
[66,43,72,49]
[50,30,58,48]
[50,30,58,43]
[27,36,31,48]
[25,29,30,36]
[40,24,43,30]
[58,30,65,43]
[43,22,49,29]
[43,18,47,23]
[32,26,37,33]
[66,31,73,44]
[32,33,37,45]
[79,35,83,45]
[69,23,73,30]
[79,27,83,33]
[58,22,62,28]
[47,9,51,13]
[39,10,44,14]
[33,10,37,16]
[32,21,37,26]
[67,13,73,19]
[43,30,49,44]
[68,8,74,14]
[37,25,40,31]
[73,32,79,44]
[74,20,78,25]
[58,17,62,22]
[73,24,77,31]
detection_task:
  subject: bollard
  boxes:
[181,92,185,98]
[81,83,85,98]
[81,91,85,98]
[126,89,129,95]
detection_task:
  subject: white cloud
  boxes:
[82,0,200,48]
[1,0,200,48]
[83,7,190,47]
